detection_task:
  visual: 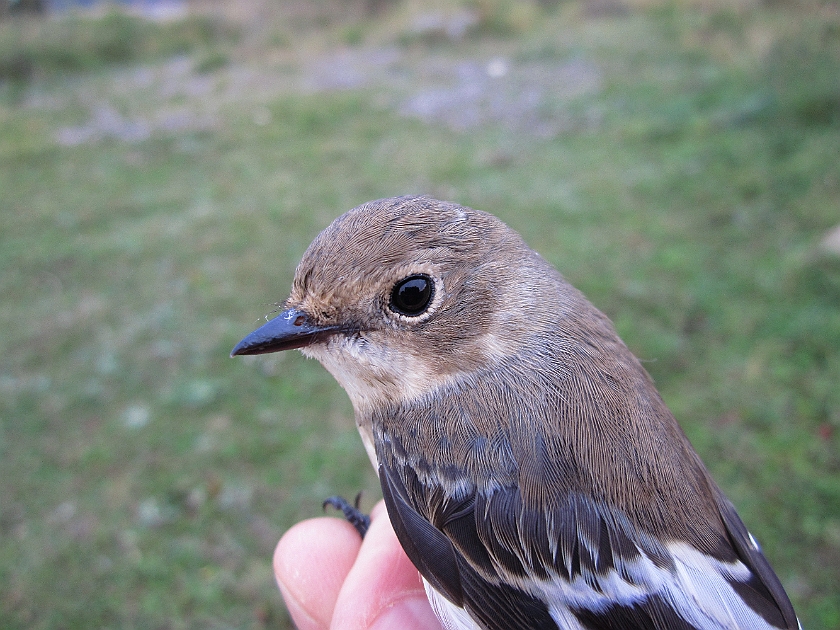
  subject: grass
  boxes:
[0,9,235,84]
[1,1,839,628]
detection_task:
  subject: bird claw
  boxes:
[323,492,370,538]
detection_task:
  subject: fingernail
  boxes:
[370,596,441,630]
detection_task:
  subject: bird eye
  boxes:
[390,275,433,317]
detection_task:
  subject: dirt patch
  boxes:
[399,56,602,135]
[301,46,603,136]
[48,38,603,145]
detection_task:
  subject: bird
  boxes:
[231,195,800,630]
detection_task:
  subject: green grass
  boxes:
[1,1,839,628]
[0,9,236,84]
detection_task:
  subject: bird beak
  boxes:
[230,308,341,357]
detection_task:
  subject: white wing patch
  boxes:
[423,579,485,630]
[421,539,787,630]
[526,541,782,630]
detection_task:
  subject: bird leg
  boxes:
[323,492,370,538]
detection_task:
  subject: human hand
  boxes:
[274,500,444,630]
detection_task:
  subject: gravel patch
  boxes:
[46,38,603,146]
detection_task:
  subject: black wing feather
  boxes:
[379,462,558,630]
[573,595,700,630]
[379,463,464,606]
[714,490,799,629]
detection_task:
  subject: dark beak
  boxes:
[230,308,341,357]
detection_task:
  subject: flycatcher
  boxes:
[232,196,799,630]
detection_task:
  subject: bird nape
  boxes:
[231,195,800,630]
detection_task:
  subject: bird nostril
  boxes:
[293,315,305,327]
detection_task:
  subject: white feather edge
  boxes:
[421,541,798,630]
[424,578,484,630]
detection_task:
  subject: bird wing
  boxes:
[380,461,560,630]
[379,458,799,630]
[711,489,800,630]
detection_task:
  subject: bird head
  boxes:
[231,195,570,416]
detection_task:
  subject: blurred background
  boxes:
[1,0,839,627]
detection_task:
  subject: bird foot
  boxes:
[323,492,370,538]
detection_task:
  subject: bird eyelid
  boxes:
[390,274,435,317]
[383,265,444,323]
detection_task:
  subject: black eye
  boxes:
[390,275,433,316]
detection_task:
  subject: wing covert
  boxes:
[379,461,559,630]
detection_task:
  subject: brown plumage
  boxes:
[232,195,799,630]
